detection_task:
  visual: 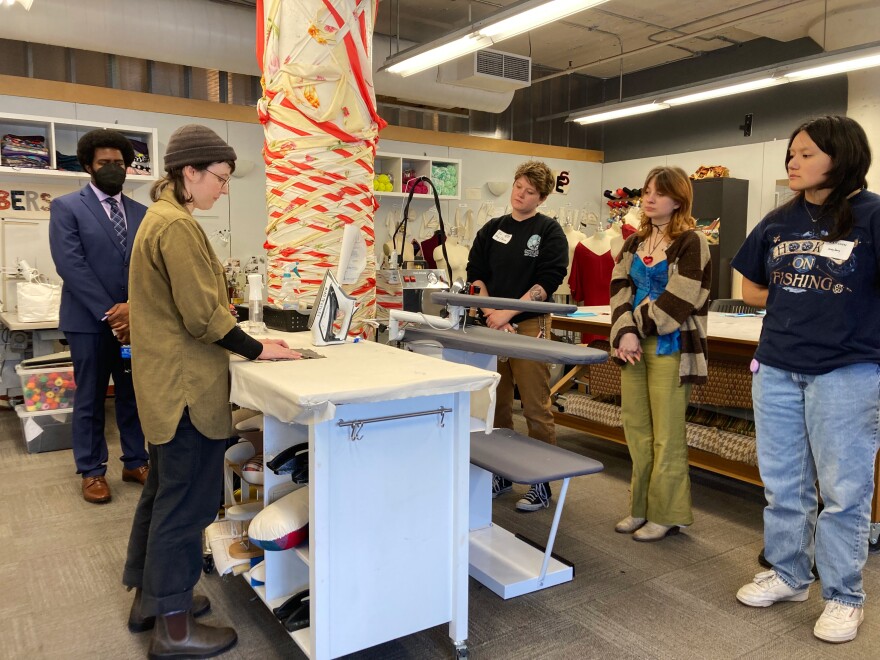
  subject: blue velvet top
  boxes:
[632,255,680,355]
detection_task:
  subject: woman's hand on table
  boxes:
[257,338,302,361]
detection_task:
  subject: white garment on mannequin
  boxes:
[419,209,439,240]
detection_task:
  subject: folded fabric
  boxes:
[249,486,308,551]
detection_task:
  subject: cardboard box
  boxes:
[16,405,73,453]
[15,363,76,412]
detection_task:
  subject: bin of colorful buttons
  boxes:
[16,363,77,412]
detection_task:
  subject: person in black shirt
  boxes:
[466,160,567,511]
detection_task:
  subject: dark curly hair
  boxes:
[76,129,136,171]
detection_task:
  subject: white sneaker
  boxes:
[736,570,810,607]
[813,601,864,643]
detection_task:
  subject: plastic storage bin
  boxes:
[16,405,73,453]
[15,363,76,412]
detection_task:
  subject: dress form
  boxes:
[608,222,625,259]
[582,228,612,255]
[622,207,641,230]
[434,230,470,284]
[558,222,587,296]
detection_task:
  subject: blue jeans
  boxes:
[753,362,880,606]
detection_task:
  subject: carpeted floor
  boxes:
[0,402,876,659]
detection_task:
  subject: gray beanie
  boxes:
[163,124,237,171]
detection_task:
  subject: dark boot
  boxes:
[148,610,236,660]
[128,588,212,633]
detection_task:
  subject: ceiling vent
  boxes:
[439,49,531,93]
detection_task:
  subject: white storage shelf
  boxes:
[374,151,462,200]
[0,112,158,184]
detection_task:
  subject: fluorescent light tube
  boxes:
[664,77,783,106]
[384,0,609,77]
[786,52,880,81]
[386,35,490,77]
[573,102,670,125]
[480,0,609,41]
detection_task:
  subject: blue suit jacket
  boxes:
[49,185,147,333]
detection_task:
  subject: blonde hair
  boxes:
[513,160,554,199]
[636,166,696,241]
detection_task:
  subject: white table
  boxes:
[0,310,64,356]
[227,333,499,660]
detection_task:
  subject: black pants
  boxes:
[122,409,226,616]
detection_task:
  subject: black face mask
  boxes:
[92,163,127,196]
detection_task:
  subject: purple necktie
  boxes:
[106,198,126,250]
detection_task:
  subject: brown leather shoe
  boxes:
[122,464,150,485]
[148,610,236,660]
[128,588,211,633]
[82,476,111,503]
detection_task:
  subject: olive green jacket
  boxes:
[130,187,236,444]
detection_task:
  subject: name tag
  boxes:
[819,240,854,261]
[492,230,512,244]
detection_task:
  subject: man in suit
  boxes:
[49,129,149,503]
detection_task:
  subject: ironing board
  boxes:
[396,294,609,599]
[469,429,603,598]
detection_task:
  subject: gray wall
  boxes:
[595,37,848,162]
[600,77,847,162]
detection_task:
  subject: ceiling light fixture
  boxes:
[575,101,670,125]
[570,40,880,125]
[3,0,34,9]
[383,0,610,77]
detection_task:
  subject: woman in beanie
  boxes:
[121,124,300,658]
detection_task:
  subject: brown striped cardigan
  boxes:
[609,229,711,384]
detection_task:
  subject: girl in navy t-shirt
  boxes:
[732,115,880,644]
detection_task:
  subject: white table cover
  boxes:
[229,331,500,426]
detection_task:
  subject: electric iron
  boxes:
[308,270,359,347]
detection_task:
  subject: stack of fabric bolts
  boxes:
[431,164,458,196]
[1,134,50,169]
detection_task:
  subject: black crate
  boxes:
[234,304,310,332]
[264,306,310,332]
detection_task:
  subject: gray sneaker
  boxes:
[492,474,512,499]
[516,482,551,512]
[736,570,810,607]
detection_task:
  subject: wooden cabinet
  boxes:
[0,112,157,183]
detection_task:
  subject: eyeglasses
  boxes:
[205,169,231,189]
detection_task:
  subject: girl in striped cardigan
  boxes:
[609,166,712,542]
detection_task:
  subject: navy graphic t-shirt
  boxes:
[732,189,880,374]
